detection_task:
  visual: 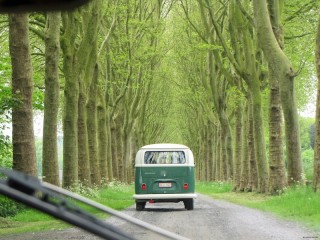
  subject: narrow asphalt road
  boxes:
[1,193,319,240]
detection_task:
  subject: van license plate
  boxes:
[159,182,172,188]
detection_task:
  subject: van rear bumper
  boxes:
[133,193,197,200]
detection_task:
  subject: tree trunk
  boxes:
[267,0,287,194]
[208,51,233,181]
[106,112,113,181]
[205,130,210,181]
[211,127,217,181]
[250,80,269,193]
[111,123,119,180]
[229,0,269,190]
[239,101,249,192]
[9,13,37,176]
[198,1,233,181]
[118,125,125,182]
[61,12,79,187]
[124,133,135,183]
[247,95,258,192]
[42,12,61,185]
[268,85,287,193]
[201,129,207,181]
[98,91,108,182]
[215,126,221,181]
[208,129,214,181]
[268,80,287,193]
[233,105,242,190]
[220,129,228,181]
[61,1,102,187]
[313,15,320,192]
[77,80,90,185]
[87,65,101,186]
[104,46,113,181]
[253,0,302,185]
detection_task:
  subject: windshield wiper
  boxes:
[0,168,133,240]
[0,168,189,240]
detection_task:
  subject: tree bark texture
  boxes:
[267,0,287,194]
[42,12,61,186]
[208,129,214,181]
[61,11,79,187]
[313,15,320,192]
[229,0,268,192]
[9,13,37,177]
[98,91,109,181]
[233,105,242,190]
[239,101,249,192]
[106,112,113,181]
[220,128,228,181]
[215,126,221,180]
[249,81,269,193]
[268,86,287,193]
[87,65,101,186]
[78,82,90,185]
[104,45,114,181]
[247,96,259,192]
[211,127,217,181]
[111,123,119,180]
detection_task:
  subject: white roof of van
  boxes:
[140,143,190,150]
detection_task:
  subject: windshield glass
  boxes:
[144,151,186,164]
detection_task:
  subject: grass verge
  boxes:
[196,181,320,231]
[0,182,135,236]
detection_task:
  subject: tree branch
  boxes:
[29,26,45,40]
[180,0,208,43]
[285,0,317,23]
[284,32,314,40]
[235,0,254,26]
[204,0,242,77]
[98,13,117,57]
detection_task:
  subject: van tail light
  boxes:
[141,183,147,190]
[183,183,189,190]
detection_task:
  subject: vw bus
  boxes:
[133,143,197,211]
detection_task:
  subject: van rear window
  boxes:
[144,151,186,164]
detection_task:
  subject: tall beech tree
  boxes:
[42,12,61,186]
[83,0,102,186]
[9,13,37,176]
[247,99,259,192]
[233,99,243,191]
[239,99,249,191]
[267,0,287,193]
[97,7,117,182]
[61,10,80,187]
[314,15,320,191]
[253,0,303,185]
[61,1,103,187]
[197,0,234,180]
[205,0,269,192]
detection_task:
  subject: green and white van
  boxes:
[133,143,197,211]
